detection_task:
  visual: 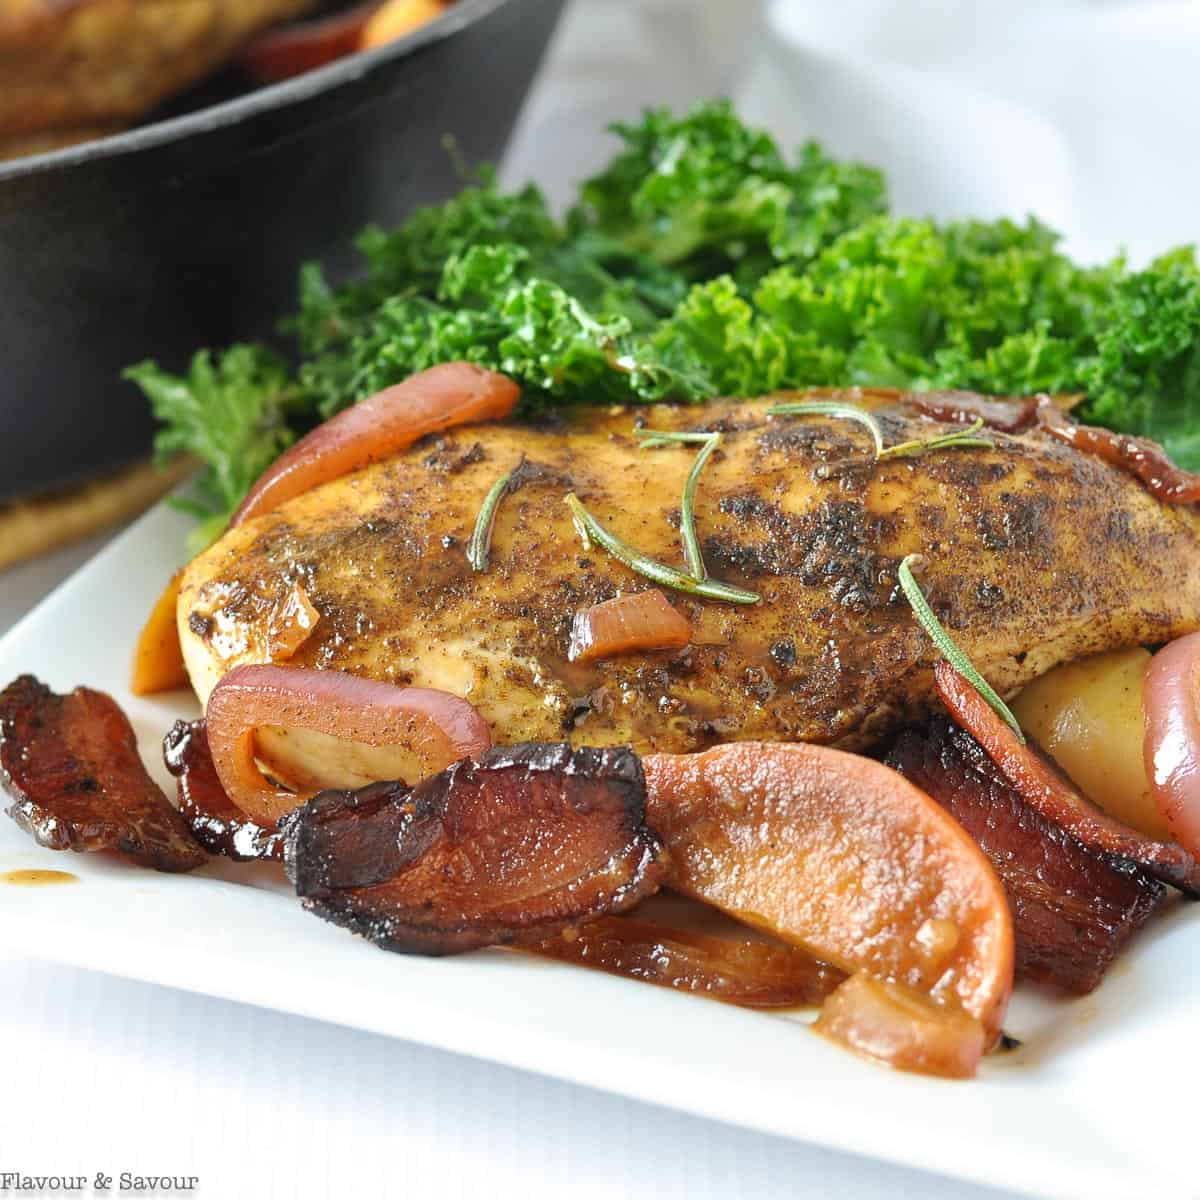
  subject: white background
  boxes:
[3,0,1196,1195]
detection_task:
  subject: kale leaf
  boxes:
[125,100,1200,537]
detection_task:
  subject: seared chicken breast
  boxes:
[179,394,1200,788]
[0,0,313,151]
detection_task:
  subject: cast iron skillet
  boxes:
[0,0,564,502]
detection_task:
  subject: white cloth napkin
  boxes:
[505,0,1199,265]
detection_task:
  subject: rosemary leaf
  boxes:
[879,417,995,460]
[564,493,760,605]
[897,553,1025,742]
[681,433,721,579]
[766,401,885,458]
[467,470,513,572]
[633,429,718,449]
[634,427,721,579]
[768,402,995,462]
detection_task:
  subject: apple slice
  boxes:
[643,742,1014,1049]
[130,570,188,696]
[814,972,987,1078]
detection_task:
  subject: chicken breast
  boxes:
[178,393,1200,789]
[0,0,313,145]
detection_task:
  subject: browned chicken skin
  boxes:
[178,392,1200,785]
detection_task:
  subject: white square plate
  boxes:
[0,500,1194,1200]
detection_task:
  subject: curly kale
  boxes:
[126,99,1200,533]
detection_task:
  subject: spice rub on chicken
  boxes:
[177,391,1200,788]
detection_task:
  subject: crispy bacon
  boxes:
[935,660,1200,894]
[163,720,284,862]
[0,675,205,872]
[531,915,844,1008]
[887,719,1166,994]
[283,743,668,955]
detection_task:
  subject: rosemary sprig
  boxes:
[879,417,994,460]
[633,428,721,579]
[897,553,1025,742]
[467,470,513,572]
[766,402,994,461]
[565,493,760,605]
[766,401,885,457]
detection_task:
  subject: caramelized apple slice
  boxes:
[532,915,844,1008]
[936,660,1200,894]
[643,742,1014,1038]
[163,720,284,862]
[888,720,1166,994]
[284,744,668,955]
[130,570,188,696]
[814,973,986,1079]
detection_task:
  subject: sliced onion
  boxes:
[205,664,491,824]
[935,659,1200,893]
[1038,403,1200,504]
[568,589,691,663]
[909,391,1038,433]
[1143,633,1200,857]
[231,363,520,527]
[531,915,844,1008]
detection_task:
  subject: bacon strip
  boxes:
[283,743,668,955]
[888,720,1166,994]
[0,675,205,872]
[934,660,1200,894]
[531,915,844,1008]
[163,720,284,862]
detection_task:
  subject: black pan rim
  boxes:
[0,0,513,183]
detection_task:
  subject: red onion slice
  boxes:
[935,659,1200,894]
[231,362,520,526]
[205,664,491,824]
[1143,633,1200,858]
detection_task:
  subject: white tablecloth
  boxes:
[12,0,1192,1193]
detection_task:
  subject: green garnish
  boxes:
[897,554,1025,742]
[128,101,1200,539]
[879,417,995,460]
[633,428,722,579]
[466,470,513,572]
[767,403,994,461]
[565,493,760,605]
[766,401,885,457]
